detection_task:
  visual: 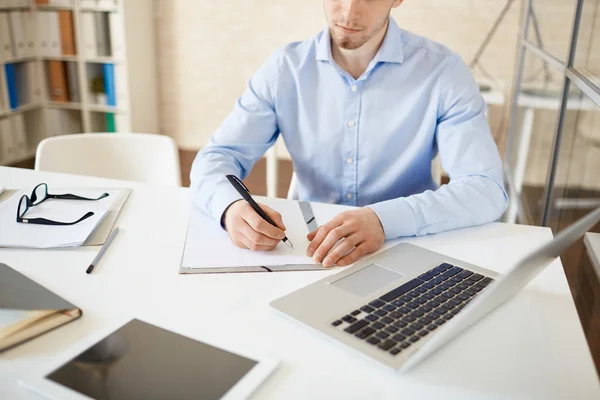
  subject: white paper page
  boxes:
[0,189,114,249]
[182,197,317,269]
[0,309,39,333]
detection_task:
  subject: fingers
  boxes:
[235,219,280,251]
[243,204,286,240]
[337,242,371,267]
[306,216,345,257]
[312,224,357,263]
[307,229,317,241]
[260,204,286,231]
[322,234,363,267]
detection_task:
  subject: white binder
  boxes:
[108,11,124,59]
[21,11,35,57]
[47,11,62,56]
[0,13,14,62]
[10,114,27,160]
[8,11,26,58]
[80,12,97,57]
[0,119,16,163]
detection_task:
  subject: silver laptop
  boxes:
[271,207,600,371]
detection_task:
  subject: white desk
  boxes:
[1,166,599,399]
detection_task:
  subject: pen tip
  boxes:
[285,240,294,249]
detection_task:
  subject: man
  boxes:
[190,0,508,268]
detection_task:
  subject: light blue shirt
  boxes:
[190,18,508,239]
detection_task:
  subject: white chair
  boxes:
[35,133,182,186]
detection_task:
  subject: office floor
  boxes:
[13,151,600,378]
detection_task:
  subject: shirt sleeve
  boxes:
[368,55,509,239]
[190,50,282,224]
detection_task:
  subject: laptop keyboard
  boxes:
[331,263,494,357]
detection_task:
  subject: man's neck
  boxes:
[331,20,389,80]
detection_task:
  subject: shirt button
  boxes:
[348,121,355,127]
[346,158,353,164]
[351,85,357,92]
[346,193,353,200]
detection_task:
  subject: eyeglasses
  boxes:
[17,183,109,226]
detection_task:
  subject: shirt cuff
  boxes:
[367,198,419,240]
[209,183,243,229]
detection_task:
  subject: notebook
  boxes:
[0,263,82,353]
[180,199,328,274]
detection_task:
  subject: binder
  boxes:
[0,263,82,353]
[0,118,16,162]
[4,63,18,110]
[105,112,115,132]
[80,12,97,57]
[8,11,26,58]
[37,12,53,56]
[65,61,80,103]
[34,0,49,4]
[103,63,115,106]
[94,12,110,56]
[15,62,41,105]
[57,10,76,56]
[108,11,124,59]
[21,11,35,57]
[10,114,27,159]
[0,13,13,62]
[47,11,62,56]
[47,60,69,102]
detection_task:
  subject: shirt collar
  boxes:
[315,17,404,64]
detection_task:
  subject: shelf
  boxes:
[35,5,75,11]
[41,55,79,62]
[2,147,36,167]
[0,6,31,11]
[88,104,123,113]
[47,101,84,111]
[85,57,123,64]
[0,103,43,118]
[80,7,118,12]
[2,55,37,64]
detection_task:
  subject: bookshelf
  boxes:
[0,0,131,166]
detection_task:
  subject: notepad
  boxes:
[0,263,82,353]
[181,197,319,273]
[0,188,124,249]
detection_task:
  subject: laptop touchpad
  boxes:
[331,263,404,298]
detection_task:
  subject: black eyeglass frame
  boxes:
[16,183,109,226]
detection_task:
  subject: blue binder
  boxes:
[103,63,116,107]
[4,64,18,110]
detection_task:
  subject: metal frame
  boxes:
[505,0,599,228]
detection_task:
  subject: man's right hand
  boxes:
[223,200,287,251]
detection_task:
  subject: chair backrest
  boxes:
[35,133,182,186]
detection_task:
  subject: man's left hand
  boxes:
[307,207,385,268]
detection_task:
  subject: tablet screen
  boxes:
[45,319,258,400]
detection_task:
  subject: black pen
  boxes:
[226,175,294,249]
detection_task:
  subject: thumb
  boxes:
[259,204,286,231]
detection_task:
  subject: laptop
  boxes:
[271,206,600,371]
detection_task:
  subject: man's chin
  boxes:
[334,38,366,50]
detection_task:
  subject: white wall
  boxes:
[123,0,160,134]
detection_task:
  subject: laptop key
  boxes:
[468,273,484,282]
[376,331,390,339]
[402,315,416,323]
[426,324,438,331]
[367,337,381,346]
[418,330,430,337]
[457,283,470,291]
[421,315,434,324]
[409,336,421,343]
[420,305,432,313]
[360,305,375,313]
[378,340,397,351]
[391,299,404,307]
[350,310,361,316]
[410,310,424,318]
[457,293,470,301]
[342,315,357,323]
[369,299,386,308]
[399,306,411,314]
[406,302,420,309]
[414,297,427,305]
[382,304,396,312]
[381,316,394,325]
[364,314,379,322]
[434,263,453,273]
[392,320,407,328]
[390,348,402,356]
[430,277,444,285]
[457,270,473,279]
[423,282,435,289]
[355,327,376,339]
[390,311,403,319]
[331,320,343,327]
[385,325,399,334]
[431,288,443,295]
[464,289,477,297]
[371,322,385,330]
[373,310,388,317]
[400,342,411,349]
[344,319,368,334]
[415,286,428,294]
[401,328,415,336]
[379,278,424,303]
[481,277,493,286]
[417,271,436,281]
[392,334,406,342]
[422,293,435,300]
[399,295,413,303]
